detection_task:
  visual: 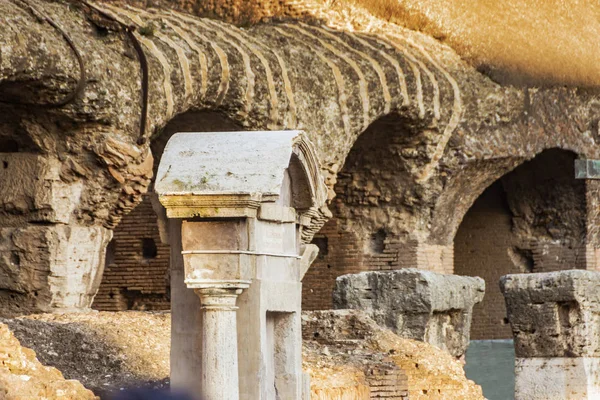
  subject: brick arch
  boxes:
[302,113,434,310]
[453,148,587,339]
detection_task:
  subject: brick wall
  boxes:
[303,216,453,310]
[93,195,170,311]
[454,181,587,339]
[454,182,520,339]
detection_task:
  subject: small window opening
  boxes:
[142,238,158,259]
[370,229,387,254]
[312,237,328,259]
[105,239,116,266]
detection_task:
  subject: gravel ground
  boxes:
[1,311,170,399]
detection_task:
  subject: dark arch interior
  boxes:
[454,149,586,339]
[302,114,420,310]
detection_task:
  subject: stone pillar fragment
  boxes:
[0,153,111,315]
[333,269,484,357]
[155,130,328,400]
[500,270,600,400]
[197,288,244,400]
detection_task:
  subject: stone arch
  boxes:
[302,113,427,310]
[453,148,587,340]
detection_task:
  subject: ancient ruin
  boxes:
[333,269,484,358]
[1,0,600,398]
[501,270,600,400]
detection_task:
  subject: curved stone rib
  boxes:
[166,12,230,106]
[274,26,351,136]
[313,25,392,115]
[162,19,209,100]
[385,33,440,121]
[377,35,425,118]
[126,6,194,104]
[193,19,255,119]
[203,18,279,128]
[285,24,371,131]
[231,27,298,129]
[99,4,176,119]
[354,33,410,108]
[400,37,464,182]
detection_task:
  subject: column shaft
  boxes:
[197,288,242,400]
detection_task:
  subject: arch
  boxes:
[302,114,422,310]
[454,148,586,340]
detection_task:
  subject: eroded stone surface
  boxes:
[304,309,484,399]
[501,270,600,400]
[0,322,97,400]
[333,269,484,357]
[1,311,482,399]
[1,0,600,317]
[500,270,600,358]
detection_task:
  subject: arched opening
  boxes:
[456,148,585,400]
[302,114,425,310]
[93,110,243,311]
[455,148,585,339]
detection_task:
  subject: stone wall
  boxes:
[3,0,600,316]
[93,195,170,311]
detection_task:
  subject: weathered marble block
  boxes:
[333,269,485,357]
[500,270,600,400]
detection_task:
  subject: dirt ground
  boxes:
[1,312,170,398]
[2,310,483,399]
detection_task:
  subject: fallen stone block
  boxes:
[333,268,484,357]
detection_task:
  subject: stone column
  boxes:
[196,287,244,400]
[500,270,600,400]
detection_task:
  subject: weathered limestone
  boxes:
[197,288,244,400]
[0,153,112,315]
[304,309,485,399]
[500,270,600,400]
[4,0,600,318]
[333,269,484,357]
[156,130,327,399]
[0,322,97,399]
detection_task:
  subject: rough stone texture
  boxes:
[304,338,409,399]
[333,269,484,357]
[500,270,600,400]
[454,149,587,340]
[304,310,484,399]
[156,129,327,399]
[1,312,171,398]
[2,0,600,315]
[500,270,600,358]
[0,322,97,400]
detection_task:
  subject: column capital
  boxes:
[195,287,245,311]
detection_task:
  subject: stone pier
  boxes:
[333,269,485,358]
[500,270,600,400]
[155,130,327,399]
